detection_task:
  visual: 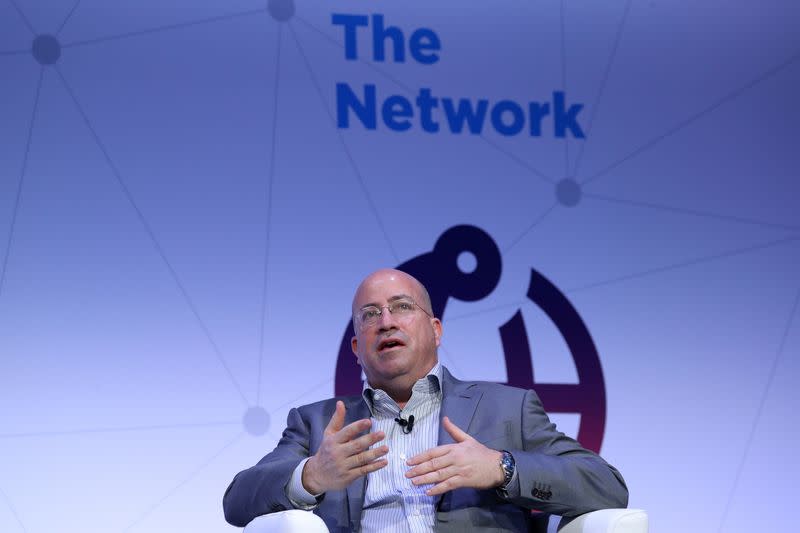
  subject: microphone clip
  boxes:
[394,414,415,434]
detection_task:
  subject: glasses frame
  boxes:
[354,298,432,330]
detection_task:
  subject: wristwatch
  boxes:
[499,450,515,489]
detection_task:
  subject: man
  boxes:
[224,269,628,532]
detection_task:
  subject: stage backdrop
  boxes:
[1,1,798,532]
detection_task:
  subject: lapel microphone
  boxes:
[394,414,415,434]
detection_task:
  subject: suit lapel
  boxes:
[438,367,483,445]
[436,368,482,513]
[344,395,371,531]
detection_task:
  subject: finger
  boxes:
[442,416,471,443]
[351,457,389,479]
[325,401,346,434]
[345,430,385,456]
[405,453,453,478]
[345,445,389,470]
[406,445,451,466]
[335,418,373,443]
[426,474,464,496]
[408,465,459,486]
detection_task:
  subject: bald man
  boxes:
[223,269,628,532]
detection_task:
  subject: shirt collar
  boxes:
[362,362,443,417]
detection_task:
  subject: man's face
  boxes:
[351,270,442,389]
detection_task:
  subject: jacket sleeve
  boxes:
[503,388,629,516]
[222,406,312,527]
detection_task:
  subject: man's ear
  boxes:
[351,336,358,355]
[432,318,443,347]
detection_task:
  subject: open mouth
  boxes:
[378,338,406,352]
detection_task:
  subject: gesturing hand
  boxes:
[302,401,389,494]
[405,416,504,496]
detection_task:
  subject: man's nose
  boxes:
[376,307,398,330]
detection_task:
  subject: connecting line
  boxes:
[270,376,335,414]
[293,15,555,187]
[501,201,559,256]
[0,485,27,532]
[122,431,245,532]
[287,22,400,263]
[477,134,554,185]
[571,0,633,179]
[580,48,800,187]
[257,25,283,407]
[0,49,28,56]
[0,67,44,302]
[565,234,800,294]
[0,421,240,439]
[52,65,251,407]
[56,0,82,36]
[559,0,569,178]
[61,7,268,48]
[6,0,36,35]
[717,286,800,533]
[584,192,800,232]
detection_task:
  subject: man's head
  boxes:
[351,269,442,398]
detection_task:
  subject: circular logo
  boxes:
[335,225,606,452]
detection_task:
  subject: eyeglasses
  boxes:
[355,298,432,329]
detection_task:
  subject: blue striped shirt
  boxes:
[285,364,443,532]
[359,363,442,532]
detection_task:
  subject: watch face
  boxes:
[501,451,515,484]
[503,450,515,466]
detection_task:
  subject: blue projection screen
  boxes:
[1,1,798,532]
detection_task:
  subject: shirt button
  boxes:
[399,453,407,461]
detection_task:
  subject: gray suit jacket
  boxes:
[223,368,628,532]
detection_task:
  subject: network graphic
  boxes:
[1,1,798,532]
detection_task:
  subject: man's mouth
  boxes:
[377,338,406,352]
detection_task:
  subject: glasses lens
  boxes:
[389,300,416,315]
[359,306,381,325]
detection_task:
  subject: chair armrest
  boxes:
[240,508,647,533]
[557,508,648,533]
[243,510,330,533]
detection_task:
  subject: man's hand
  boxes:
[302,401,389,494]
[405,416,504,496]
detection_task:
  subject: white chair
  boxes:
[557,508,648,533]
[243,508,648,532]
[243,509,329,533]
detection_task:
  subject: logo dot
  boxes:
[268,0,295,22]
[456,251,478,274]
[31,35,61,65]
[243,406,271,436]
[556,178,582,207]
